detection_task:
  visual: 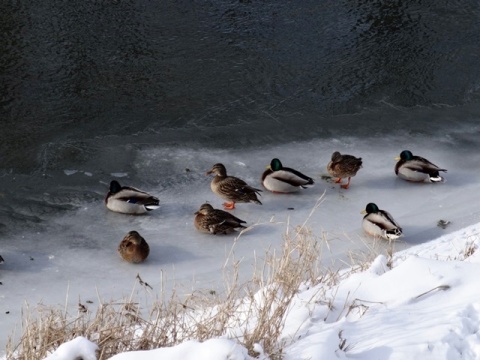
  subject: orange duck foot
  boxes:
[340,178,351,189]
[334,177,343,183]
[223,202,236,210]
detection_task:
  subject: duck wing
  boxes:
[220,176,262,196]
[413,156,447,172]
[212,209,246,225]
[400,157,447,175]
[207,212,246,234]
[116,188,160,208]
[366,211,402,232]
[272,168,314,187]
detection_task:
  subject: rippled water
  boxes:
[2,0,480,171]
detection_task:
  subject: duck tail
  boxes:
[301,178,315,188]
[145,198,160,210]
[386,228,403,239]
[429,175,445,183]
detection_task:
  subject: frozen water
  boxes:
[2,131,480,351]
[15,222,480,360]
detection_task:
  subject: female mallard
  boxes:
[327,151,363,189]
[206,163,262,210]
[261,158,314,193]
[361,203,403,241]
[194,203,247,235]
[105,180,160,214]
[118,231,150,263]
[395,150,447,182]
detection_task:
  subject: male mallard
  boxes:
[105,180,160,214]
[206,163,262,210]
[261,158,314,193]
[118,230,150,263]
[194,203,247,235]
[327,151,363,189]
[361,203,403,241]
[395,150,447,183]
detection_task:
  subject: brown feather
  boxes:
[118,231,150,263]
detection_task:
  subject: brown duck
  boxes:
[327,151,363,189]
[206,163,262,210]
[194,203,247,235]
[118,231,150,263]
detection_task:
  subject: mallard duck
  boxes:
[261,158,314,193]
[118,231,150,263]
[194,203,247,234]
[105,180,160,214]
[206,163,262,210]
[361,203,403,241]
[395,150,447,182]
[327,151,363,189]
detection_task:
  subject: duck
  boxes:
[206,163,262,210]
[395,150,447,182]
[0,255,4,264]
[118,231,150,263]
[327,151,363,189]
[105,180,160,214]
[261,158,314,193]
[361,203,403,241]
[194,203,247,235]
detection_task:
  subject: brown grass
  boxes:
[5,221,337,360]
[4,195,390,360]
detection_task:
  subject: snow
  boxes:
[27,223,480,360]
[43,337,98,360]
[108,338,254,360]
[2,134,480,359]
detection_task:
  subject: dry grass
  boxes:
[5,197,378,360]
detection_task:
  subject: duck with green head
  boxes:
[105,180,160,215]
[206,163,262,210]
[194,203,247,235]
[262,158,314,193]
[361,203,403,241]
[395,150,447,182]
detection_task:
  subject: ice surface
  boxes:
[16,222,480,360]
[1,133,480,353]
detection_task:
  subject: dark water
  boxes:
[2,0,480,172]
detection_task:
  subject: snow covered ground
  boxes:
[38,222,480,360]
[1,133,480,358]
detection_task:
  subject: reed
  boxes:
[6,196,386,359]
